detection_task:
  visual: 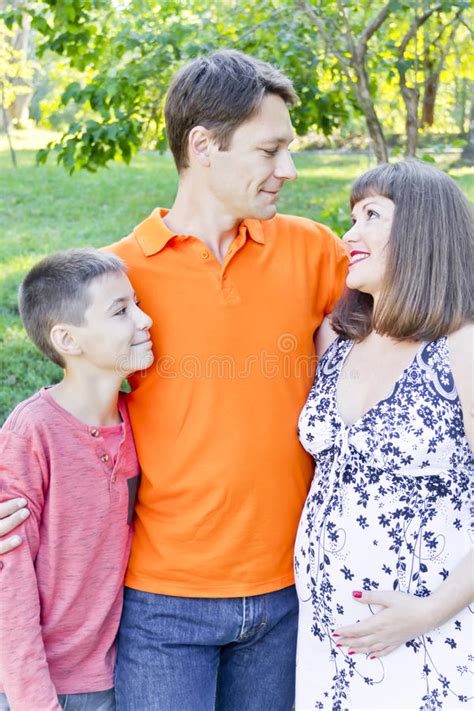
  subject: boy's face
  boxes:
[204,93,297,222]
[70,271,154,376]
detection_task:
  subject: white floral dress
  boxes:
[295,336,473,710]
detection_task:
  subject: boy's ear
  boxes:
[49,324,83,358]
[188,126,212,167]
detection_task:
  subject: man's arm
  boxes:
[0,499,29,554]
[0,431,61,710]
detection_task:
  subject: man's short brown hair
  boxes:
[164,50,298,172]
[19,248,126,367]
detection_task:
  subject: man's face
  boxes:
[206,93,297,222]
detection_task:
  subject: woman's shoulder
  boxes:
[447,321,474,351]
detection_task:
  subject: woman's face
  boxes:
[342,194,395,304]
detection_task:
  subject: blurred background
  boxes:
[1,0,473,420]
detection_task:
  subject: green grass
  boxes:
[1,143,473,422]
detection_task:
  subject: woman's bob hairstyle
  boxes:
[331,159,474,342]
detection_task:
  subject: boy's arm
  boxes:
[0,431,61,710]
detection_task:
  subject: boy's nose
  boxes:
[136,306,152,330]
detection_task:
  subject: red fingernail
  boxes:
[352,591,362,599]
[348,651,355,655]
[336,644,342,648]
[332,633,340,637]
[369,655,376,660]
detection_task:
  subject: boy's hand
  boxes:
[0,499,29,553]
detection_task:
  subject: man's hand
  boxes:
[333,589,438,659]
[0,499,29,553]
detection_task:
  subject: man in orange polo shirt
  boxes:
[2,51,347,710]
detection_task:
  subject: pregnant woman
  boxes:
[295,160,473,710]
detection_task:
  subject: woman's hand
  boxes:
[0,499,29,554]
[333,589,439,659]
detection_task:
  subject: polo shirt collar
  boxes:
[133,208,176,256]
[134,208,266,257]
[240,219,265,244]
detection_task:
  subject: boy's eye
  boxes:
[262,148,278,156]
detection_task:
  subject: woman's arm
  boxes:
[314,316,337,360]
[333,551,474,658]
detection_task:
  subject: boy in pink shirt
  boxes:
[0,249,153,710]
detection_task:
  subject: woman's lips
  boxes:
[348,250,370,267]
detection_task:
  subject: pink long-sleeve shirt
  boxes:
[0,388,139,711]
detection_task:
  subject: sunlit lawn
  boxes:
[1,135,473,422]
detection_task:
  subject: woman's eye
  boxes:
[115,307,127,316]
[263,149,278,156]
[367,209,378,219]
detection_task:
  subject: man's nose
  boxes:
[275,151,298,181]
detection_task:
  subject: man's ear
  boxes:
[50,324,83,359]
[187,126,213,167]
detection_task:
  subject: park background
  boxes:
[1,0,473,422]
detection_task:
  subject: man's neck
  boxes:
[49,370,122,426]
[164,180,242,263]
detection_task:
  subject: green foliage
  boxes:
[4,0,472,170]
[0,17,35,116]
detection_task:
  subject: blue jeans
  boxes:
[0,689,115,710]
[115,585,298,711]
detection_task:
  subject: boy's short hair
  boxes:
[165,49,298,172]
[19,248,126,368]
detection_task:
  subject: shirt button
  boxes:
[0,561,4,570]
[111,475,117,484]
[100,454,109,463]
[201,250,209,260]
[91,429,100,437]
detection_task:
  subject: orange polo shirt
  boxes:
[106,209,347,597]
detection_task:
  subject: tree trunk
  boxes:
[458,82,474,165]
[421,51,438,127]
[401,84,419,157]
[456,76,468,134]
[353,62,389,163]
[421,72,439,127]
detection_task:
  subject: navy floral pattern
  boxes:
[294,337,473,710]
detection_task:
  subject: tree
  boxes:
[0,6,35,166]
[296,0,470,161]
[6,0,470,170]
